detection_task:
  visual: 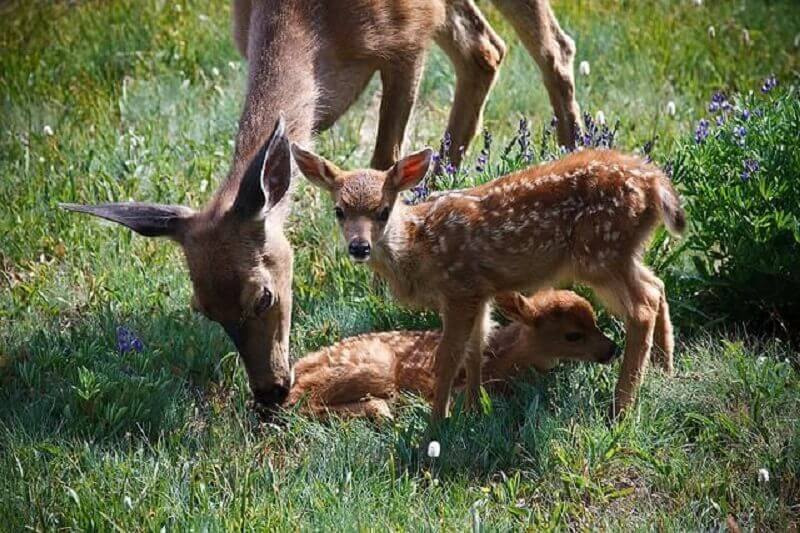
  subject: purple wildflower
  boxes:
[695,119,711,144]
[715,115,726,127]
[734,125,747,137]
[741,158,760,181]
[641,137,657,163]
[517,118,532,162]
[740,109,751,121]
[761,74,778,94]
[116,326,143,353]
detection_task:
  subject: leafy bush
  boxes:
[670,81,800,335]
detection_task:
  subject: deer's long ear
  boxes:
[233,117,292,219]
[290,144,340,192]
[60,202,194,241]
[387,148,433,191]
[494,292,538,325]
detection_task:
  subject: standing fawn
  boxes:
[287,290,619,420]
[60,0,578,408]
[293,146,685,421]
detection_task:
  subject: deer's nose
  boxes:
[348,239,371,261]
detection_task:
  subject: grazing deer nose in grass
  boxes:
[293,144,685,422]
[62,119,294,409]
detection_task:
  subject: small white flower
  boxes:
[666,101,677,117]
[758,468,770,483]
[38,156,45,163]
[693,0,703,6]
[123,495,133,510]
[794,33,800,48]
[579,60,591,76]
[757,356,767,364]
[199,179,209,193]
[595,110,606,125]
[427,440,441,458]
[742,29,751,46]
[211,67,220,77]
[43,125,54,136]
[708,26,716,39]
[197,13,209,22]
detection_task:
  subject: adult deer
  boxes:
[62,0,580,408]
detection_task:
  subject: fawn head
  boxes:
[62,120,294,408]
[291,145,433,262]
[495,290,619,368]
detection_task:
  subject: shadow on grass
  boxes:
[0,307,242,444]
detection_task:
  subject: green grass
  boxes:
[1,0,799,529]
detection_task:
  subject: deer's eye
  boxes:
[565,332,584,342]
[254,287,274,315]
[376,207,390,222]
[334,206,345,220]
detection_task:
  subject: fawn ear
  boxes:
[291,144,341,192]
[60,202,194,241]
[233,117,292,219]
[495,292,538,325]
[388,148,433,191]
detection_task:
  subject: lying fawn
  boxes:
[293,146,685,420]
[287,290,619,419]
[62,0,579,408]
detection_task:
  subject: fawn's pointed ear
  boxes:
[232,117,292,219]
[387,148,433,191]
[290,144,340,192]
[495,292,537,325]
[60,202,194,241]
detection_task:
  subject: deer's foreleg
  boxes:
[436,0,506,166]
[370,56,426,170]
[491,0,581,147]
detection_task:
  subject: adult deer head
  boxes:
[63,119,294,407]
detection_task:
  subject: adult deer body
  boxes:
[294,147,685,420]
[62,0,580,408]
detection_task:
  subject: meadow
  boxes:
[1,0,799,529]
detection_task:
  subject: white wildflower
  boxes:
[666,101,677,117]
[693,0,703,6]
[758,468,770,483]
[123,495,133,510]
[794,33,800,48]
[757,356,767,364]
[427,440,441,458]
[579,60,591,76]
[708,26,716,39]
[211,66,220,77]
[198,13,209,22]
[43,125,54,136]
[199,179,209,193]
[742,29,751,46]
[38,156,45,163]
[595,110,606,125]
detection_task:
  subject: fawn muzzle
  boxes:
[348,238,371,261]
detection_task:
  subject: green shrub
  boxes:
[670,81,800,334]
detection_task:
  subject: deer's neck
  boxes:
[215,2,318,212]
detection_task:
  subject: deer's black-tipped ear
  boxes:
[290,143,340,192]
[60,202,194,241]
[233,117,292,219]
[388,148,433,191]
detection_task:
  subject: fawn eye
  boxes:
[376,207,390,222]
[254,287,274,315]
[565,332,584,342]
[334,206,345,220]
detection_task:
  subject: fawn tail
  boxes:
[655,176,687,235]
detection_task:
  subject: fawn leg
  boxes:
[435,0,506,166]
[431,305,480,422]
[490,0,581,147]
[370,56,426,170]
[464,301,491,411]
[313,399,394,422]
[651,280,675,374]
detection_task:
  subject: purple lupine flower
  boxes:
[517,118,532,162]
[116,326,143,353]
[761,74,778,94]
[715,114,726,127]
[695,119,711,144]
[641,137,657,163]
[709,91,727,113]
[741,158,760,181]
[734,125,747,137]
[741,109,751,120]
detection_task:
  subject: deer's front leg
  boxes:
[431,304,480,421]
[370,56,426,170]
[436,0,506,166]
[464,301,491,411]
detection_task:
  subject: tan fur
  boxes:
[287,290,618,419]
[294,147,685,420]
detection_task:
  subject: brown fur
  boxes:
[62,0,581,408]
[287,290,618,419]
[294,147,686,420]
